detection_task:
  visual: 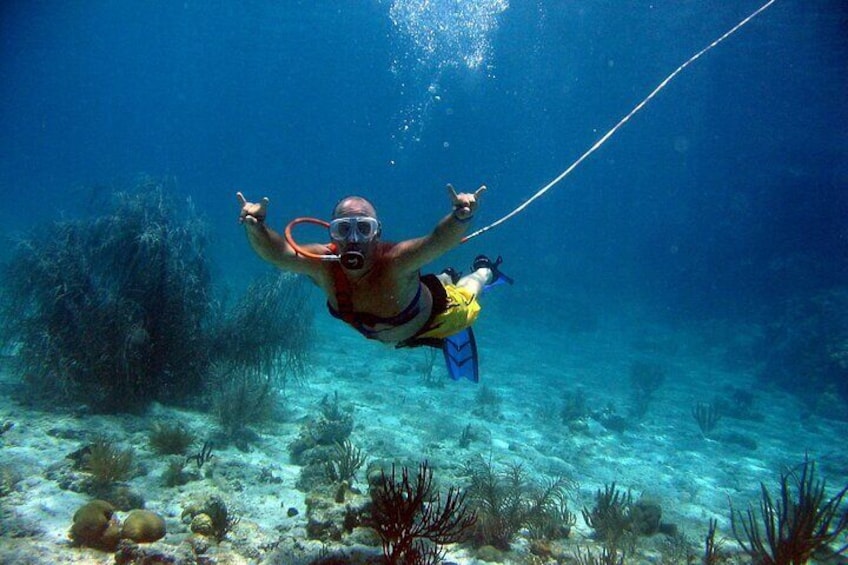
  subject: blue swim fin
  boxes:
[442,327,479,382]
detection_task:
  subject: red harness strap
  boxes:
[326,243,357,325]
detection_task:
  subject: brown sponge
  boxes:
[121,509,167,543]
[70,499,121,551]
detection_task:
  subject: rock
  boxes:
[476,545,506,562]
[114,539,196,564]
[305,485,369,542]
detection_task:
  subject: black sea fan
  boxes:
[731,456,848,564]
[370,461,476,564]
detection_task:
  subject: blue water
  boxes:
[2,2,846,346]
[2,2,848,561]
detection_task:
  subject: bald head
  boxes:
[332,196,378,220]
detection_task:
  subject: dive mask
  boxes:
[328,216,380,242]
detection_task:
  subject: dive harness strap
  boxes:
[327,261,433,336]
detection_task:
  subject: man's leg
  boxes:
[456,266,493,299]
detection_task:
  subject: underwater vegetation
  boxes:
[573,545,625,565]
[290,392,362,495]
[0,177,209,411]
[82,436,136,488]
[582,482,680,563]
[325,439,367,487]
[731,456,848,564]
[688,387,763,452]
[187,441,215,469]
[461,455,576,551]
[561,387,590,426]
[2,183,845,564]
[161,457,191,488]
[182,494,240,542]
[417,347,443,389]
[472,384,503,420]
[692,401,722,438]
[581,483,634,548]
[148,422,196,456]
[158,441,215,487]
[703,518,725,565]
[368,460,477,565]
[0,177,312,416]
[207,270,313,444]
[557,385,632,434]
[0,463,21,499]
[761,289,848,419]
[628,359,666,419]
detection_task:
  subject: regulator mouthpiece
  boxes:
[340,251,365,270]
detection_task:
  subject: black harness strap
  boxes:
[395,274,449,350]
[327,263,434,339]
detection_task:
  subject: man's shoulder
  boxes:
[376,240,414,265]
[379,238,419,258]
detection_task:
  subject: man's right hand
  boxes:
[236,192,270,226]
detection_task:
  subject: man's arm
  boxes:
[237,192,325,276]
[389,184,486,273]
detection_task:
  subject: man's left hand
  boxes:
[447,183,486,220]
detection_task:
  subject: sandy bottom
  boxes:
[2,309,847,564]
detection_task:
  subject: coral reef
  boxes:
[113,539,197,564]
[304,482,371,542]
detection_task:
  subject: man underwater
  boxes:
[236,185,511,381]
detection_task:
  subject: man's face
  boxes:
[331,198,380,261]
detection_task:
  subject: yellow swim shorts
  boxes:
[416,283,481,340]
